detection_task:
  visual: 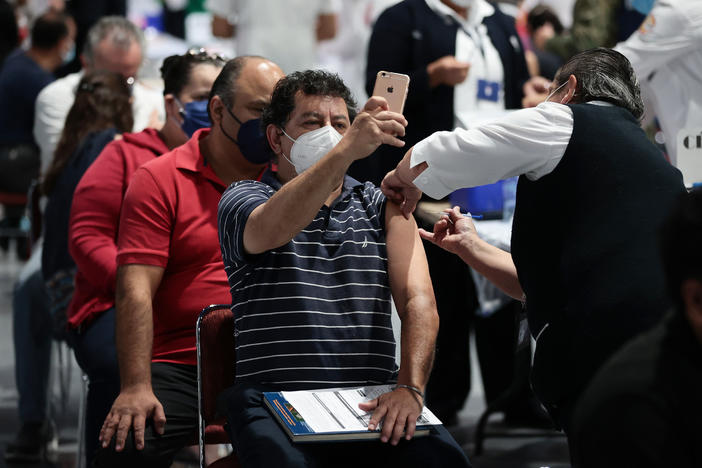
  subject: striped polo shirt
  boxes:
[218,170,398,391]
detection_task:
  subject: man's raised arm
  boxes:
[243,97,407,255]
[359,200,438,445]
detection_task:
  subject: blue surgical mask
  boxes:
[220,106,272,165]
[629,0,655,15]
[177,99,211,138]
[62,41,75,65]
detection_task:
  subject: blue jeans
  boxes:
[68,307,120,467]
[12,251,51,424]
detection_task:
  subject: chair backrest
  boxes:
[196,304,236,468]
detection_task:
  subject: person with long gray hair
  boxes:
[380,47,686,462]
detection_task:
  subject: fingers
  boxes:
[380,171,404,201]
[449,205,463,222]
[418,228,435,243]
[372,109,408,128]
[363,96,390,112]
[100,411,119,448]
[400,196,418,219]
[380,408,398,444]
[358,397,378,413]
[374,115,407,138]
[434,215,452,232]
[390,412,407,445]
[379,132,406,148]
[133,414,146,450]
[405,415,417,441]
[153,403,167,435]
[114,414,133,452]
[367,401,388,432]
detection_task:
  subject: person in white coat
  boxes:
[614,0,702,165]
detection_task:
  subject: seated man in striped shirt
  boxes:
[217,70,471,468]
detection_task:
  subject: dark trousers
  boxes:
[219,383,472,468]
[13,262,51,424]
[422,239,477,421]
[94,362,198,468]
[422,237,536,422]
[68,308,120,467]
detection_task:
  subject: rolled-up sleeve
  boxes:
[410,103,574,199]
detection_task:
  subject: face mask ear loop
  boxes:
[173,96,186,120]
[280,128,296,143]
[544,80,569,104]
[224,104,244,126]
[278,129,297,170]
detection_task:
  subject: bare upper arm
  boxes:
[384,200,435,320]
[116,264,165,303]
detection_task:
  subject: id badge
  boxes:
[477,79,500,102]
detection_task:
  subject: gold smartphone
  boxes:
[372,71,410,114]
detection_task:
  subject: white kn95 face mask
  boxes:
[280,125,343,174]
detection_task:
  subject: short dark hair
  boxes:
[554,48,644,119]
[262,69,357,130]
[31,11,70,50]
[207,56,253,121]
[160,49,226,98]
[527,5,564,35]
[660,188,702,311]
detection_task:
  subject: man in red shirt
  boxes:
[95,56,284,466]
[67,50,225,467]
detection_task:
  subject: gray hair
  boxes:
[554,48,644,120]
[82,16,145,65]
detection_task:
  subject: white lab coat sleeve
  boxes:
[33,81,71,174]
[614,0,702,80]
[410,102,574,199]
[319,0,341,14]
[205,0,233,18]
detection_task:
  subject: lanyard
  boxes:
[452,16,486,62]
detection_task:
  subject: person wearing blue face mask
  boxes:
[64,49,225,468]
[96,56,284,467]
[219,104,272,165]
[175,98,212,138]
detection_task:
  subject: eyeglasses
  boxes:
[186,47,227,63]
[75,75,134,96]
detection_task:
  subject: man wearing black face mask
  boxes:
[96,56,284,467]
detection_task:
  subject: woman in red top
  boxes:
[66,49,224,467]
